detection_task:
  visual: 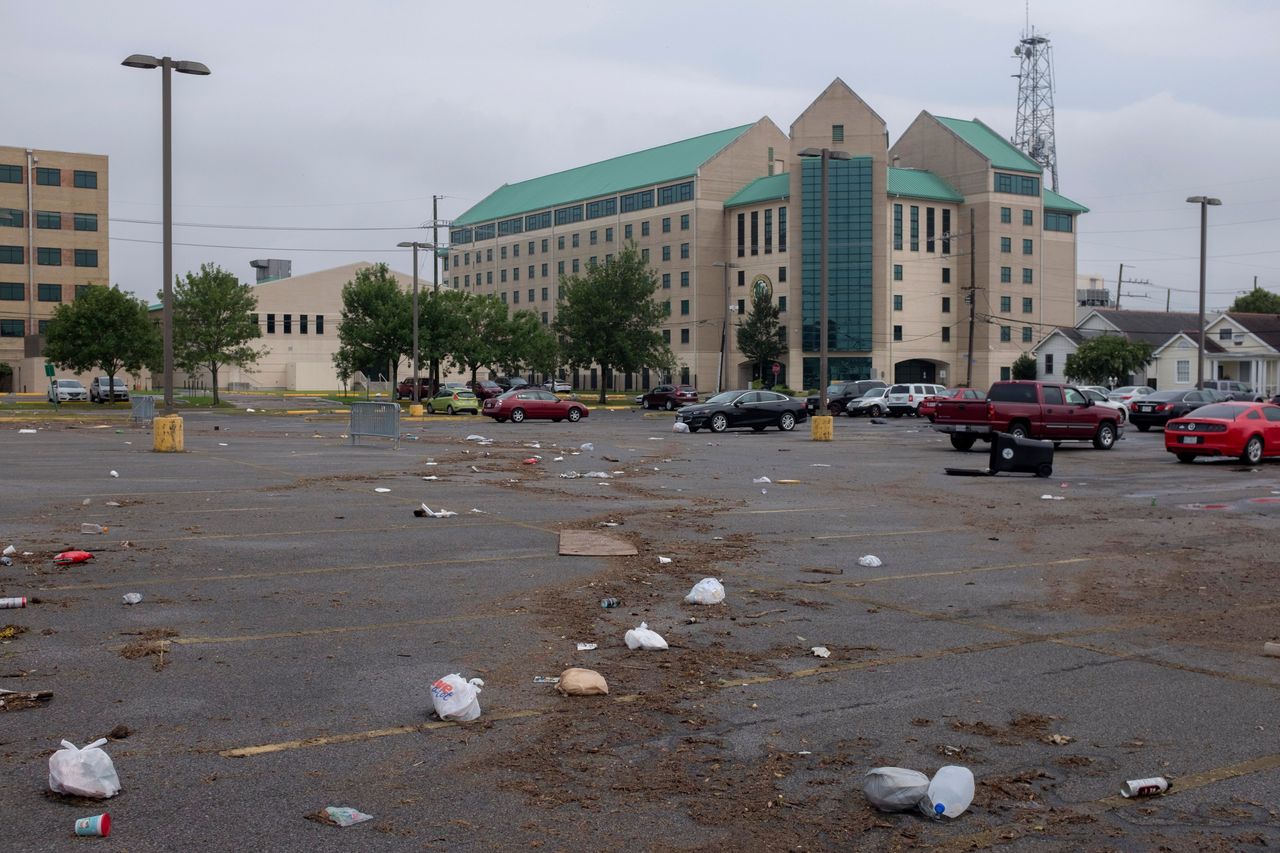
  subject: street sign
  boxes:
[772,362,781,377]
[44,363,55,377]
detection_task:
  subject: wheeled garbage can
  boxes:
[988,431,1054,478]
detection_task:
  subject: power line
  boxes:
[110,217,425,232]
[109,236,393,253]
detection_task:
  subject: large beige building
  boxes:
[0,145,109,392]
[446,79,1088,392]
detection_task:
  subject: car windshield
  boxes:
[705,391,746,405]
[61,380,85,389]
[1188,404,1243,420]
[862,388,886,399]
[677,386,695,393]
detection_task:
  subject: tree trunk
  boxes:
[210,362,220,405]
[597,363,608,405]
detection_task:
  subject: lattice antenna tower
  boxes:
[1011,13,1058,191]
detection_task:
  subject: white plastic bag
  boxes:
[625,622,669,650]
[684,577,725,605]
[430,674,484,722]
[858,555,883,568]
[863,766,928,812]
[672,421,689,433]
[48,738,120,799]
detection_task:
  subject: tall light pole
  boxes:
[431,195,446,389]
[122,54,210,413]
[397,241,435,402]
[1186,196,1221,389]
[711,261,735,393]
[798,148,851,410]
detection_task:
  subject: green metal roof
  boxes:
[723,173,790,209]
[887,167,964,203]
[1043,188,1089,214]
[934,116,1041,173]
[453,124,755,226]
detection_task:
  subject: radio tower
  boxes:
[1011,11,1058,191]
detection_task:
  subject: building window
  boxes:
[0,319,23,337]
[542,238,549,253]
[1045,212,1073,233]
[680,214,689,231]
[0,208,21,228]
[832,124,844,143]
[73,170,97,189]
[680,242,689,260]
[38,247,61,265]
[588,257,597,269]
[0,165,22,183]
[1000,326,1012,342]
[557,236,565,251]
[36,211,61,229]
[38,320,49,333]
[1023,297,1033,313]
[1000,296,1012,312]
[764,208,772,254]
[1022,239,1033,256]
[528,265,535,279]
[994,172,1040,196]
[589,230,598,246]
[541,263,548,278]
[662,301,671,316]
[941,326,951,343]
[74,213,98,231]
[736,213,745,258]
[620,189,654,213]
[893,295,903,311]
[528,288,535,302]
[558,260,565,276]
[736,298,746,315]
[513,267,520,281]
[680,328,690,344]
[1000,237,1012,253]
[541,312,548,324]
[942,209,951,254]
[1045,354,1054,375]
[500,269,507,283]
[624,224,632,240]
[942,268,951,284]
[738,270,745,287]
[778,206,787,253]
[893,325,902,341]
[778,266,786,283]
[893,264,902,281]
[662,217,671,233]
[641,248,649,261]
[656,181,693,206]
[500,246,507,260]
[463,274,470,288]
[299,314,308,334]
[926,207,935,253]
[680,271,689,287]
[487,271,493,285]
[528,240,535,255]
[942,296,951,313]
[283,314,292,334]
[1219,328,1234,341]
[500,292,507,304]
[0,282,21,299]
[572,259,579,274]
[893,203,903,250]
[662,329,670,342]
[910,206,919,251]
[1001,266,1012,283]
[586,198,617,220]
[680,299,689,316]
[36,167,60,186]
[75,284,90,299]
[1001,207,1011,224]
[513,243,520,257]
[572,234,580,248]
[1022,268,1033,284]
[542,287,549,301]
[0,246,23,264]
[1177,359,1190,383]
[662,246,671,262]
[1022,326,1033,343]
[513,290,520,304]
[1001,366,1011,380]
[38,283,61,302]
[641,221,650,237]
[266,313,275,333]
[1023,209,1034,226]
[778,295,787,312]
[750,211,759,255]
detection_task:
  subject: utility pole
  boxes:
[965,209,977,388]
[431,194,444,390]
[1115,263,1124,309]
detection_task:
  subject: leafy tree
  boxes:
[1229,286,1280,315]
[333,263,411,390]
[43,285,160,400]
[497,310,558,377]
[448,293,508,383]
[417,288,468,385]
[1064,335,1153,386]
[172,263,264,404]
[554,245,673,404]
[1011,353,1038,380]
[736,288,785,384]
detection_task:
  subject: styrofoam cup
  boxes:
[1120,777,1169,798]
[74,813,110,836]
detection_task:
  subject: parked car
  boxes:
[674,389,808,433]
[542,379,573,393]
[884,383,947,417]
[397,378,433,400]
[426,388,480,415]
[933,380,1122,451]
[49,379,89,403]
[1079,387,1128,423]
[1201,379,1263,402]
[1165,402,1280,464]
[637,384,699,410]
[918,388,982,422]
[847,386,890,417]
[1107,386,1155,405]
[90,377,129,403]
[482,388,588,423]
[468,380,504,401]
[1129,389,1217,431]
[493,376,530,392]
[826,379,887,415]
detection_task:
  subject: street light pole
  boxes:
[1186,196,1222,389]
[122,53,209,414]
[398,241,435,403]
[711,261,734,393]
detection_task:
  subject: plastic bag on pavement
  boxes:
[863,767,929,812]
[430,674,484,722]
[684,577,725,605]
[556,667,608,695]
[624,622,669,650]
[672,421,689,433]
[857,555,883,568]
[48,738,121,799]
[53,550,94,565]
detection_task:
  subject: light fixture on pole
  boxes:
[398,241,436,403]
[1186,195,1221,389]
[122,54,210,414]
[797,147,851,411]
[711,261,735,393]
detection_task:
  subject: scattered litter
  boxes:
[80,523,107,535]
[776,479,801,485]
[583,471,612,478]
[811,646,831,658]
[1120,776,1170,798]
[53,551,94,565]
[421,475,439,481]
[469,508,486,514]
[464,434,487,442]
[18,428,37,434]
[120,541,132,550]
[414,503,457,518]
[553,456,564,461]
[599,521,619,527]
[1040,494,1065,501]
[82,498,91,506]
[0,624,27,640]
[810,463,831,467]
[684,577,725,605]
[576,643,597,651]
[532,676,560,684]
[1264,642,1280,657]
[121,593,142,606]
[73,813,110,837]
[864,767,930,812]
[522,458,539,465]
[0,597,28,609]
[430,674,484,722]
[657,556,672,564]
[857,555,883,568]
[246,408,255,413]
[109,471,119,478]
[556,667,608,696]
[600,597,620,609]
[921,765,975,819]
[559,471,581,479]
[218,442,228,447]
[625,622,669,650]
[806,568,842,575]
[1045,733,1074,746]
[310,806,374,828]
[744,608,785,619]
[374,487,391,493]
[2,545,14,556]
[0,687,51,711]
[753,476,772,484]
[470,465,480,473]
[672,422,690,433]
[525,442,541,449]
[579,443,593,451]
[424,461,437,466]
[0,556,10,567]
[105,502,121,508]
[48,738,120,799]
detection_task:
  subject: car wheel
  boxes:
[1176,453,1196,464]
[1241,435,1264,465]
[1008,422,1030,440]
[710,413,728,433]
[426,404,434,414]
[1136,423,1150,432]
[1093,421,1117,450]
[665,400,675,411]
[447,405,455,415]
[510,408,526,423]
[868,405,882,417]
[567,408,582,422]
[779,411,796,431]
[950,434,976,451]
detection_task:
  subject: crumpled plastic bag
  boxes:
[53,550,94,565]
[672,422,689,433]
[857,555,883,568]
[684,577,725,605]
[321,806,373,827]
[430,674,484,721]
[624,622,669,650]
[556,667,608,695]
[863,766,929,812]
[48,738,120,799]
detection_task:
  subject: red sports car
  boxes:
[482,388,589,424]
[1164,401,1280,464]
[918,388,982,422]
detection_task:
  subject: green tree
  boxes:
[418,288,468,385]
[172,263,264,404]
[1011,353,1038,380]
[1229,286,1280,314]
[1064,335,1153,386]
[448,293,507,383]
[498,310,558,377]
[554,245,673,404]
[333,264,411,391]
[43,285,160,400]
[736,288,785,384]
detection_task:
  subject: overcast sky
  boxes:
[7,0,1278,313]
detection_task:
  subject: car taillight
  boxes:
[1130,402,1139,411]
[908,394,914,402]
[1156,403,1171,412]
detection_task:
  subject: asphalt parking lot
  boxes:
[2,406,1279,851]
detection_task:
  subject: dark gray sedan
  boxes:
[674,389,809,433]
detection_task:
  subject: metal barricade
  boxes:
[348,401,401,449]
[130,395,156,423]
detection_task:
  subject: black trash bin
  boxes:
[989,431,1054,478]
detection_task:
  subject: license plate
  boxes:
[1180,436,1202,444]
[1140,405,1154,412]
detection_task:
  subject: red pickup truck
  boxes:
[933,380,1122,452]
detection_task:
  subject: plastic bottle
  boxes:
[80,523,108,535]
[920,765,974,819]
[599,597,620,609]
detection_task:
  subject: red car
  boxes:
[918,388,981,422]
[1164,401,1280,464]
[482,389,589,424]
[468,380,504,401]
[636,384,699,410]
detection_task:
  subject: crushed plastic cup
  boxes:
[1120,776,1170,798]
[2,545,15,556]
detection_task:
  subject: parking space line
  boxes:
[173,611,509,645]
[855,556,1092,583]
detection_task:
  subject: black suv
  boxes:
[493,376,529,392]
[826,380,887,415]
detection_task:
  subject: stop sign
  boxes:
[772,362,781,377]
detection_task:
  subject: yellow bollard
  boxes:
[810,414,833,442]
[408,404,424,417]
[152,415,185,452]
